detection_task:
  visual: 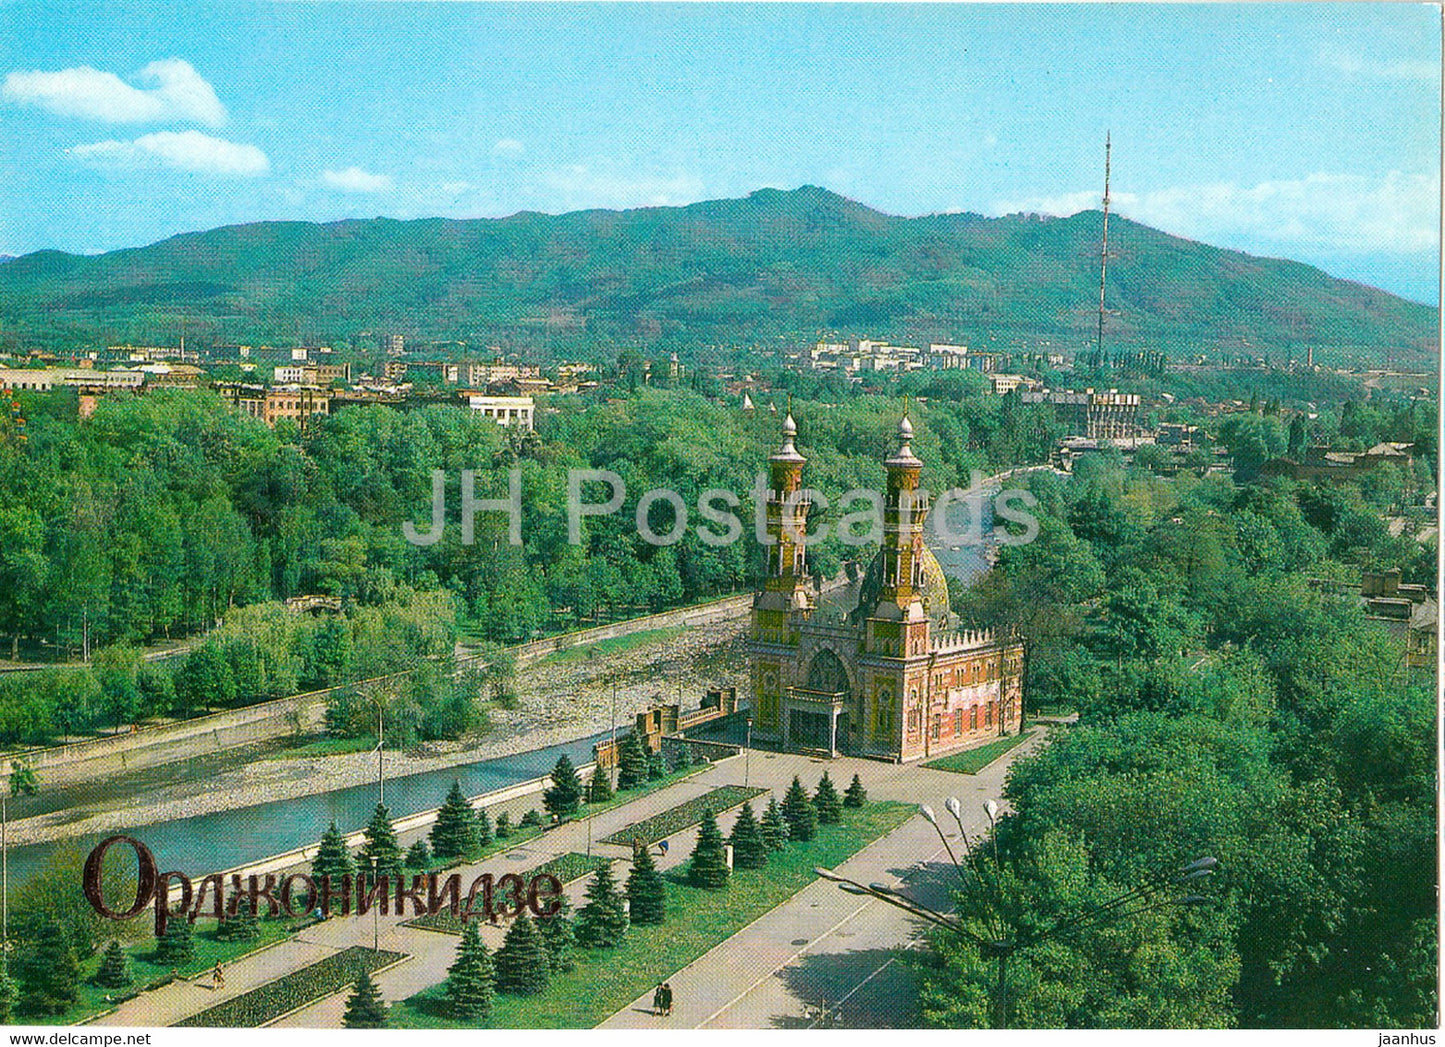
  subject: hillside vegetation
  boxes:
[0,187,1434,365]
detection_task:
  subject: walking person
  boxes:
[212,963,224,990]
[661,981,674,1017]
[652,982,665,1017]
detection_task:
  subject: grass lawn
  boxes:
[405,852,611,934]
[534,625,688,667]
[389,801,915,1029]
[923,731,1034,775]
[262,734,379,760]
[28,915,312,1025]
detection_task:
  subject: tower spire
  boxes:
[1097,132,1112,358]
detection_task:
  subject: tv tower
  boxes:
[1096,132,1112,358]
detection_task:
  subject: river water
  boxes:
[6,731,606,889]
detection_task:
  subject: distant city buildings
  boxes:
[1022,387,1143,440]
[465,393,535,430]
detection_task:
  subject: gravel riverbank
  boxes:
[8,617,749,847]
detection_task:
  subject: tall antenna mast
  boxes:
[1096,132,1112,358]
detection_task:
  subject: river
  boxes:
[5,730,606,889]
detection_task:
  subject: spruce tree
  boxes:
[575,861,629,948]
[688,808,730,888]
[431,780,479,860]
[520,808,543,828]
[359,802,404,890]
[495,811,512,838]
[814,771,842,825]
[15,920,78,1016]
[728,801,768,869]
[93,941,132,989]
[588,766,613,804]
[443,919,494,1021]
[474,807,494,846]
[154,915,194,965]
[406,838,432,869]
[493,914,549,995]
[843,773,868,809]
[342,970,388,1028]
[218,893,260,941]
[312,820,355,885]
[543,755,583,823]
[0,958,15,1024]
[537,894,577,974]
[761,796,789,851]
[615,733,648,790]
[625,844,667,924]
[782,776,818,841]
[645,748,666,781]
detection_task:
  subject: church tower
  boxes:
[748,411,813,742]
[863,412,932,659]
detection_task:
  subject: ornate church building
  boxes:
[748,411,1025,762]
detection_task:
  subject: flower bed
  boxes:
[404,852,611,935]
[600,785,765,847]
[174,946,405,1027]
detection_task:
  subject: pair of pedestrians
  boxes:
[652,981,674,1017]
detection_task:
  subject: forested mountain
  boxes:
[0,187,1434,364]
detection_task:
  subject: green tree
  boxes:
[431,781,480,860]
[343,970,388,1028]
[405,839,432,869]
[217,893,259,941]
[520,808,543,827]
[493,914,549,995]
[615,733,648,790]
[543,755,584,823]
[588,765,613,803]
[688,808,730,889]
[625,845,668,924]
[728,801,768,869]
[813,771,842,825]
[174,640,236,716]
[843,774,868,808]
[575,861,629,948]
[495,812,512,838]
[761,796,789,850]
[154,915,194,965]
[312,820,356,884]
[93,940,132,989]
[781,776,818,841]
[0,958,16,1024]
[359,802,403,889]
[474,807,494,846]
[537,894,577,974]
[443,920,494,1021]
[645,748,666,780]
[15,919,78,1016]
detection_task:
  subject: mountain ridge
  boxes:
[0,186,1435,364]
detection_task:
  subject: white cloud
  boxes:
[3,59,226,126]
[540,164,705,210]
[492,138,525,156]
[71,130,268,176]
[995,171,1439,256]
[322,167,395,193]
[1319,46,1436,83]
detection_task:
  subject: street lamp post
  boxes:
[817,798,1217,1030]
[363,693,385,804]
[744,717,753,788]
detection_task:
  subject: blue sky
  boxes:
[0,2,1438,302]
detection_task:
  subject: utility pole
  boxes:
[1097,132,1112,359]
